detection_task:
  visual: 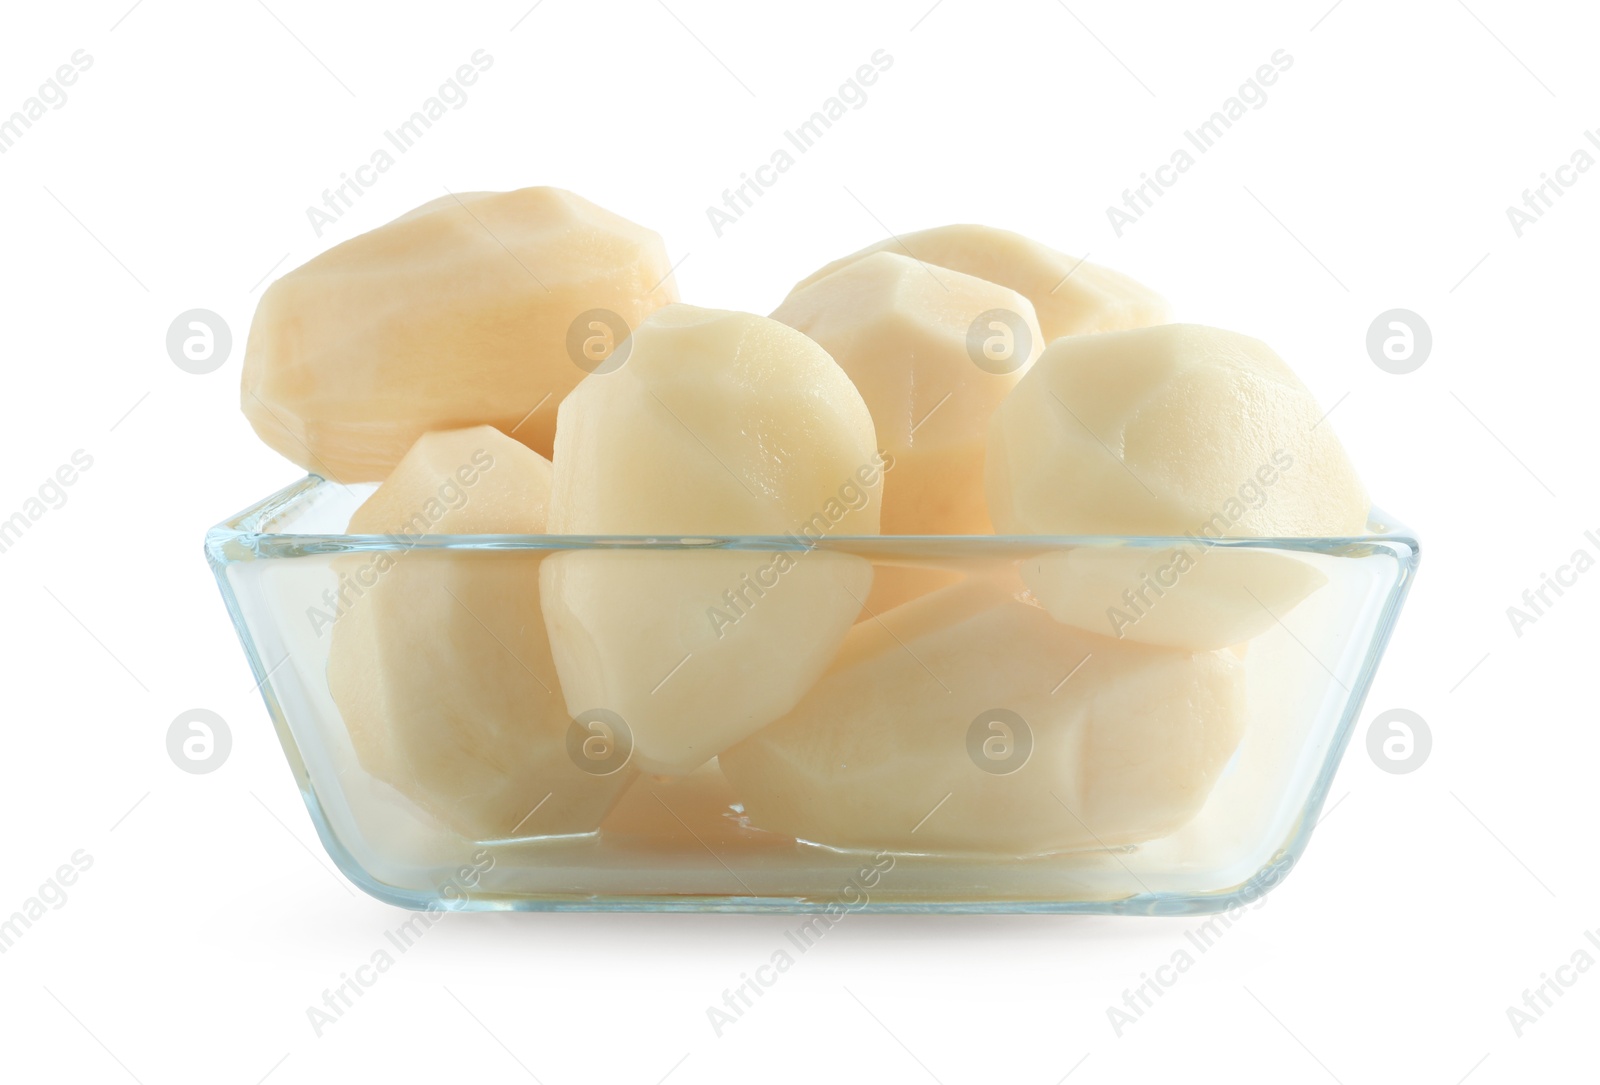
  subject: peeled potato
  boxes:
[720,578,1247,855]
[1020,546,1328,651]
[772,251,1043,536]
[860,564,966,620]
[541,549,872,776]
[987,324,1369,537]
[786,223,1166,342]
[243,187,678,482]
[986,325,1364,649]
[328,426,634,841]
[541,304,883,775]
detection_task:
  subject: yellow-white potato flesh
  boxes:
[986,324,1369,538]
[720,578,1246,855]
[786,223,1166,342]
[1020,545,1328,650]
[772,251,1042,536]
[542,304,883,775]
[243,187,678,482]
[985,325,1364,647]
[860,564,967,619]
[328,426,633,840]
[986,325,1364,648]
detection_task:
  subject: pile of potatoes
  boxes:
[245,187,1368,856]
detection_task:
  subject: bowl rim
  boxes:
[206,474,1420,563]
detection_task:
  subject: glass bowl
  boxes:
[206,476,1418,914]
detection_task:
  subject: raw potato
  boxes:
[986,324,1370,537]
[1020,546,1327,651]
[986,325,1364,649]
[542,304,883,775]
[242,187,678,482]
[541,549,872,775]
[720,578,1247,855]
[772,251,1043,536]
[786,224,1167,342]
[861,564,966,619]
[328,426,634,841]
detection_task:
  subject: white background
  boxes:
[0,0,1595,1081]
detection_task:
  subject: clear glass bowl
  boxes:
[206,476,1418,914]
